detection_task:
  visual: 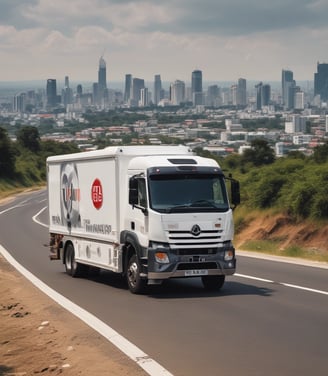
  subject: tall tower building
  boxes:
[261,84,271,106]
[64,75,69,88]
[153,75,162,105]
[131,78,145,106]
[255,82,263,110]
[170,80,185,105]
[191,69,203,106]
[98,56,107,91]
[46,79,58,108]
[230,85,237,106]
[206,85,221,107]
[140,88,149,107]
[314,62,328,102]
[282,69,295,109]
[93,56,107,107]
[124,74,132,103]
[62,75,73,107]
[13,92,27,113]
[294,90,304,110]
[237,78,247,106]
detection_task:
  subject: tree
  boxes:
[0,127,16,177]
[242,139,275,167]
[16,126,40,152]
[312,142,328,164]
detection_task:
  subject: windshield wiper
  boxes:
[190,200,218,208]
[166,204,191,213]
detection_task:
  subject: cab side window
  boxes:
[138,178,147,207]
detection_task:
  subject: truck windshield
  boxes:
[148,174,229,213]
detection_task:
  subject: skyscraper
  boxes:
[314,62,328,102]
[282,69,295,109]
[98,56,107,91]
[261,84,271,106]
[46,79,59,108]
[62,75,73,107]
[154,74,162,105]
[131,78,145,106]
[170,80,185,105]
[255,82,263,110]
[237,78,247,106]
[93,56,107,106]
[230,85,237,106]
[140,88,149,107]
[124,74,132,103]
[206,85,221,107]
[191,69,203,106]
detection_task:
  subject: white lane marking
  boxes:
[281,283,328,296]
[235,273,328,296]
[32,206,48,228]
[0,205,25,215]
[0,196,41,215]
[0,245,173,376]
[235,273,274,283]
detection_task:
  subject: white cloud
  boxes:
[0,0,328,81]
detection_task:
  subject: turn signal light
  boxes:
[155,252,169,264]
[224,249,234,261]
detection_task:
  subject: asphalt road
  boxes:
[1,190,328,376]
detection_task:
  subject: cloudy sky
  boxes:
[1,0,328,85]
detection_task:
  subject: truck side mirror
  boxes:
[129,178,138,206]
[231,180,240,207]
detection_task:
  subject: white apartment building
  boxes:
[293,135,312,145]
[170,80,185,105]
[294,91,304,110]
[285,115,306,134]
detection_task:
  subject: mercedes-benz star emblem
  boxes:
[191,224,201,236]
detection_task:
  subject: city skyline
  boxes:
[1,1,328,82]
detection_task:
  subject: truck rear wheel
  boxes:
[126,254,146,294]
[201,275,225,291]
[65,243,88,278]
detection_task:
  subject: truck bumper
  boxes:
[147,246,236,281]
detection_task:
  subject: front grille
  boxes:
[177,262,218,270]
[168,230,221,248]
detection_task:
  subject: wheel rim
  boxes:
[66,249,72,270]
[127,261,138,288]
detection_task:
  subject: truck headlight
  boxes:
[149,241,170,249]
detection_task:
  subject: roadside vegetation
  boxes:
[196,138,328,221]
[0,126,78,198]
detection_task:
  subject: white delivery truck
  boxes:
[47,145,240,293]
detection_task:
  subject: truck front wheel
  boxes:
[201,275,225,291]
[65,243,88,278]
[126,254,146,294]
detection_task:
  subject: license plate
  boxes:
[185,269,208,276]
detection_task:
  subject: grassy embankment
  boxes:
[233,206,328,263]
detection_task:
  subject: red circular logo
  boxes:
[91,179,103,209]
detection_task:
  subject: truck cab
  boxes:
[122,155,240,293]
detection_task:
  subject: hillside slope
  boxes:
[235,212,328,261]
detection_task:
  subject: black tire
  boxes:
[201,275,225,291]
[126,254,147,294]
[64,243,88,278]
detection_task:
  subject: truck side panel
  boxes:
[48,157,121,269]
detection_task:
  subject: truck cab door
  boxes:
[128,176,149,246]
